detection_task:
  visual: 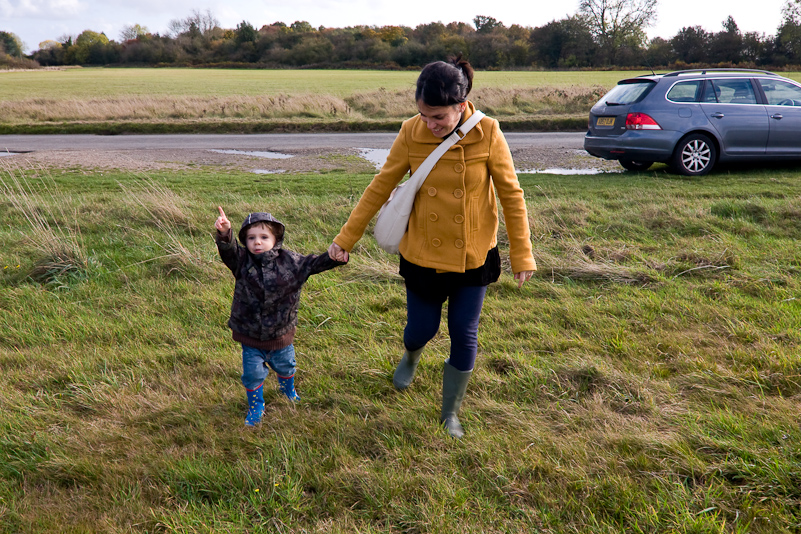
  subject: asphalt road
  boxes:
[0,132,586,152]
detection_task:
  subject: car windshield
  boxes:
[597,81,654,106]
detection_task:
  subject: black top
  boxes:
[399,246,501,296]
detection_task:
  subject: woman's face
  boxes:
[417,100,466,138]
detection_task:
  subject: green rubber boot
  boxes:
[440,360,472,439]
[392,347,424,390]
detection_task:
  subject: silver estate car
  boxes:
[584,69,801,175]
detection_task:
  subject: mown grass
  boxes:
[0,68,643,100]
[1,158,800,533]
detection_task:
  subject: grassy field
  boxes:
[0,68,646,134]
[1,157,800,533]
[0,68,642,99]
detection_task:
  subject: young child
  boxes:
[215,207,346,426]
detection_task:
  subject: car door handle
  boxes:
[710,112,725,119]
[771,114,783,120]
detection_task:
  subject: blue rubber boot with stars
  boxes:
[277,375,301,402]
[244,383,265,426]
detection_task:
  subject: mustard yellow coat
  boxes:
[334,102,536,275]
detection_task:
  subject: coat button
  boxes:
[429,212,439,221]
[454,163,464,173]
[454,239,464,248]
[432,238,442,247]
[454,214,464,224]
[428,187,437,196]
[453,189,464,198]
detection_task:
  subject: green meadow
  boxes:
[0,68,639,99]
[1,158,800,532]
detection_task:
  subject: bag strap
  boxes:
[402,110,486,193]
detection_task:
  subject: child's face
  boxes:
[245,224,276,254]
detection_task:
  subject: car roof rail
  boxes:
[663,68,779,77]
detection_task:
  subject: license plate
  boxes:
[596,117,615,127]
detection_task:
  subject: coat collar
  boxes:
[410,101,485,146]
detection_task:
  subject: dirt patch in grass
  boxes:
[5,147,377,174]
[4,145,619,174]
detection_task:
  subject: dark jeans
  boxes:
[403,284,487,372]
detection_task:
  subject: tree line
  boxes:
[6,0,801,70]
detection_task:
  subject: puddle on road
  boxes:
[252,169,286,174]
[358,148,617,175]
[0,151,21,157]
[210,149,294,159]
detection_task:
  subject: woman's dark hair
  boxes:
[415,55,474,107]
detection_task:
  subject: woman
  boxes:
[328,56,535,438]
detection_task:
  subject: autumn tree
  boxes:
[120,24,149,42]
[473,15,503,34]
[168,10,220,38]
[644,36,672,67]
[290,21,315,33]
[530,17,596,68]
[235,21,258,44]
[671,26,710,64]
[577,0,657,64]
[709,16,742,63]
[65,30,111,64]
[0,31,24,57]
[775,0,801,62]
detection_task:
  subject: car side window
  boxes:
[706,79,757,104]
[759,79,801,106]
[667,81,702,102]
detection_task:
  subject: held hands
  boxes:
[328,239,527,283]
[328,242,349,263]
[514,270,534,289]
[215,206,231,234]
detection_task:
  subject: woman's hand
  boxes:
[514,270,533,289]
[215,206,231,233]
[328,242,349,262]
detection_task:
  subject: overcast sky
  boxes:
[2,0,789,54]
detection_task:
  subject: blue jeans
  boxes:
[241,344,297,390]
[403,285,487,372]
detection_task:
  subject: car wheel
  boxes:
[671,134,716,176]
[619,159,653,172]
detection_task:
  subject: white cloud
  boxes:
[1,0,86,18]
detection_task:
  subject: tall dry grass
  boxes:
[0,86,606,124]
[0,161,89,286]
[117,175,213,280]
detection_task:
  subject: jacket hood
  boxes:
[238,212,285,250]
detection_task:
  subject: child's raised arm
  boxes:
[215,206,231,234]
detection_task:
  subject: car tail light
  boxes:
[626,113,661,130]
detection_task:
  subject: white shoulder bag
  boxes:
[373,110,485,254]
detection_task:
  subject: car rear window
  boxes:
[598,81,655,106]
